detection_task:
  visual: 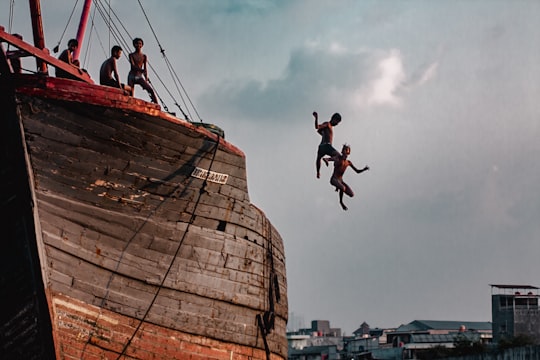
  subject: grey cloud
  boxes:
[199,46,383,121]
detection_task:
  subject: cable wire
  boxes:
[116,136,222,360]
[53,0,80,53]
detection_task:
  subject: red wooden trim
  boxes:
[74,0,92,60]
[29,0,47,73]
[13,74,245,157]
[0,26,93,83]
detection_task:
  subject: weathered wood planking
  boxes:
[0,80,57,359]
[13,76,288,359]
[41,202,281,310]
[50,293,286,359]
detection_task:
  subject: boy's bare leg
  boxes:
[339,191,348,211]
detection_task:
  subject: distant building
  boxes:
[288,344,339,360]
[386,320,492,347]
[311,320,341,337]
[288,283,540,358]
[375,320,492,359]
[491,284,540,343]
[353,322,393,344]
[288,319,493,360]
[353,321,371,338]
[287,319,343,356]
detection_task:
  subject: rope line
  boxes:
[7,0,15,52]
[79,135,222,358]
[136,0,201,122]
[115,135,222,359]
[87,6,108,60]
[93,0,132,53]
[76,0,202,122]
[53,0,80,53]
[255,217,280,360]
[8,0,15,34]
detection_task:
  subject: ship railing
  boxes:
[0,26,92,83]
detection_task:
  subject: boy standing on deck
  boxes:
[127,38,158,103]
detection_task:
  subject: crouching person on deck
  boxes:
[55,38,89,80]
[56,39,78,79]
[100,45,131,95]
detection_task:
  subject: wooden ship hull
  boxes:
[0,40,287,359]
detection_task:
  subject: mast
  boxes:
[73,0,92,61]
[29,0,47,74]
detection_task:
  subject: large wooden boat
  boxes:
[0,1,287,359]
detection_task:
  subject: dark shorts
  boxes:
[101,78,119,88]
[318,143,338,158]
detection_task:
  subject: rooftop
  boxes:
[393,320,492,333]
[490,284,539,290]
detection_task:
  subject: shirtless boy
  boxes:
[314,111,341,178]
[100,45,130,94]
[324,144,369,211]
[56,39,79,79]
[128,38,158,103]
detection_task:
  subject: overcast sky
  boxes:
[4,0,540,334]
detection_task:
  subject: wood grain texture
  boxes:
[10,75,287,359]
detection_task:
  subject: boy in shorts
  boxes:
[314,111,342,178]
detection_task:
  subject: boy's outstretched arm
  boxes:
[313,111,318,129]
[350,163,370,174]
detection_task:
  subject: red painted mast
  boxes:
[29,0,47,74]
[73,0,92,61]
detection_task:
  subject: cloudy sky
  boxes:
[4,0,540,334]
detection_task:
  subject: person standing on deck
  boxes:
[127,38,158,103]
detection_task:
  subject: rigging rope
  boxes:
[80,5,97,69]
[8,0,15,34]
[136,0,202,122]
[80,133,222,358]
[93,0,170,112]
[7,0,19,53]
[87,0,201,122]
[256,218,280,360]
[115,135,222,360]
[145,62,191,120]
[87,5,108,60]
[93,0,131,54]
[53,0,80,53]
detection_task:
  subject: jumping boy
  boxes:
[314,111,342,179]
[323,144,369,211]
[128,37,158,103]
